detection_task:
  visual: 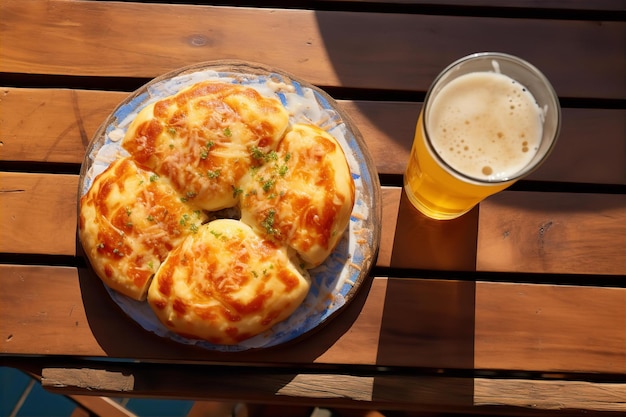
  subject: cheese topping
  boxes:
[122,81,289,211]
[80,81,356,345]
[79,157,207,300]
[240,124,355,267]
[148,219,310,345]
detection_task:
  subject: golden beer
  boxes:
[404,53,561,220]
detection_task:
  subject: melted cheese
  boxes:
[239,124,355,267]
[148,219,310,345]
[122,81,289,211]
[79,157,207,300]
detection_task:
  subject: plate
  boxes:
[78,60,382,351]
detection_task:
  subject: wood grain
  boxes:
[0,172,78,255]
[2,88,625,184]
[332,0,626,10]
[2,265,624,374]
[474,379,626,412]
[475,282,626,373]
[41,366,626,413]
[1,170,623,274]
[1,1,624,99]
[41,367,473,411]
[477,191,626,275]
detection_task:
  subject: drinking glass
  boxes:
[404,52,561,220]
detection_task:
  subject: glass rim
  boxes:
[422,52,562,185]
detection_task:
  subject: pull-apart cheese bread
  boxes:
[148,219,311,345]
[79,157,208,300]
[81,80,357,345]
[240,124,355,267]
[122,81,289,211]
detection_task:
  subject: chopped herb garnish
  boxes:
[278,164,288,176]
[189,223,199,233]
[261,209,277,235]
[149,174,159,182]
[167,127,176,136]
[224,127,232,137]
[267,150,278,161]
[200,150,208,160]
[232,186,243,198]
[262,178,275,192]
[250,146,264,160]
[210,230,222,238]
[147,215,154,222]
[207,170,221,179]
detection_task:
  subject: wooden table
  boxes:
[1,0,625,415]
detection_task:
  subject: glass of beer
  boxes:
[404,52,561,220]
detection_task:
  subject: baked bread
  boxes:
[122,81,289,211]
[148,219,310,345]
[240,124,355,267]
[79,157,207,300]
[80,80,356,345]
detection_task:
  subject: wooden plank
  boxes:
[41,368,474,411]
[474,379,626,413]
[0,88,124,163]
[39,367,626,413]
[475,282,626,373]
[1,1,624,99]
[0,172,78,255]
[2,265,624,374]
[2,88,624,184]
[330,0,626,11]
[2,171,624,275]
[477,191,626,275]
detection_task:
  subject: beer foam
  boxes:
[427,71,543,181]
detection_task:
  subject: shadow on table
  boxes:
[372,189,477,406]
[75,229,371,363]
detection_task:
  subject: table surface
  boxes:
[1,0,625,415]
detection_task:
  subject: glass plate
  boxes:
[78,60,381,352]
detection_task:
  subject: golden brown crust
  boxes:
[80,82,355,344]
[79,157,207,300]
[147,219,310,345]
[240,124,355,267]
[122,81,289,211]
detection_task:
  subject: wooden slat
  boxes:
[41,368,474,412]
[0,88,124,163]
[38,367,626,413]
[1,1,624,99]
[2,171,624,274]
[1,88,625,184]
[332,0,626,10]
[1,265,624,374]
[474,379,626,413]
[477,191,626,275]
[0,172,78,255]
[475,281,626,373]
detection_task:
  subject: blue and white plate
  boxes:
[78,61,381,352]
